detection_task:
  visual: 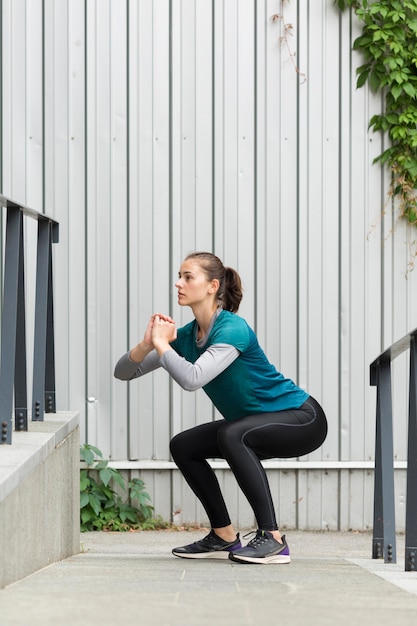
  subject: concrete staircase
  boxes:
[0,412,79,588]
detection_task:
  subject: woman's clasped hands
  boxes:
[147,313,177,355]
[129,313,176,363]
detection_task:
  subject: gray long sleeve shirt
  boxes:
[114,343,240,391]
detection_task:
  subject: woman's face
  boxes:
[175,260,217,308]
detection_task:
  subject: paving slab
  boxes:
[1,530,417,626]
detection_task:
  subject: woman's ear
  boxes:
[209,279,220,294]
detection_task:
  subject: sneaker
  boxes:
[229,530,291,564]
[172,530,242,559]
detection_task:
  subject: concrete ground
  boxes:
[1,529,417,626]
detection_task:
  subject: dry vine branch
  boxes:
[271,1,307,83]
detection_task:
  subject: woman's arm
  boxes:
[149,314,240,390]
[114,312,176,380]
[160,344,240,391]
[114,349,162,380]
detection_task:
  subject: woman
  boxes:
[114,252,327,564]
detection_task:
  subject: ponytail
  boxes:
[221,267,243,313]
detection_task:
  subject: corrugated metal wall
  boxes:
[2,0,417,531]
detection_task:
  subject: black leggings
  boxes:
[169,396,327,531]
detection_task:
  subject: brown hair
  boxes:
[185,251,243,313]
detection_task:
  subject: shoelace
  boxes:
[243,530,270,548]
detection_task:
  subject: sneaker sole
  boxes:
[172,550,233,560]
[229,553,291,565]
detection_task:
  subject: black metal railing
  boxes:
[0,195,59,445]
[370,328,417,571]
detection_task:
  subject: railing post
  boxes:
[45,221,56,413]
[405,332,417,571]
[14,210,28,431]
[371,357,397,563]
[32,219,55,421]
[0,207,22,444]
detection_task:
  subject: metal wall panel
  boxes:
[43,0,88,457]
[2,0,417,530]
[127,0,173,462]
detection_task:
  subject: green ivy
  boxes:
[337,0,417,225]
[80,444,170,532]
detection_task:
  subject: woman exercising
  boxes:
[114,252,328,564]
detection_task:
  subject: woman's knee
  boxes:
[216,420,244,452]
[169,431,188,460]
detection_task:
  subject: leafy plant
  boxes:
[337,0,417,225]
[80,443,169,532]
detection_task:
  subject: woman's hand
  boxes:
[130,313,175,362]
[143,313,175,346]
[151,314,177,355]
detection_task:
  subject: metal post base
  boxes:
[373,538,395,563]
[405,548,417,572]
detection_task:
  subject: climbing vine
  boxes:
[337,0,417,226]
[272,1,307,82]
